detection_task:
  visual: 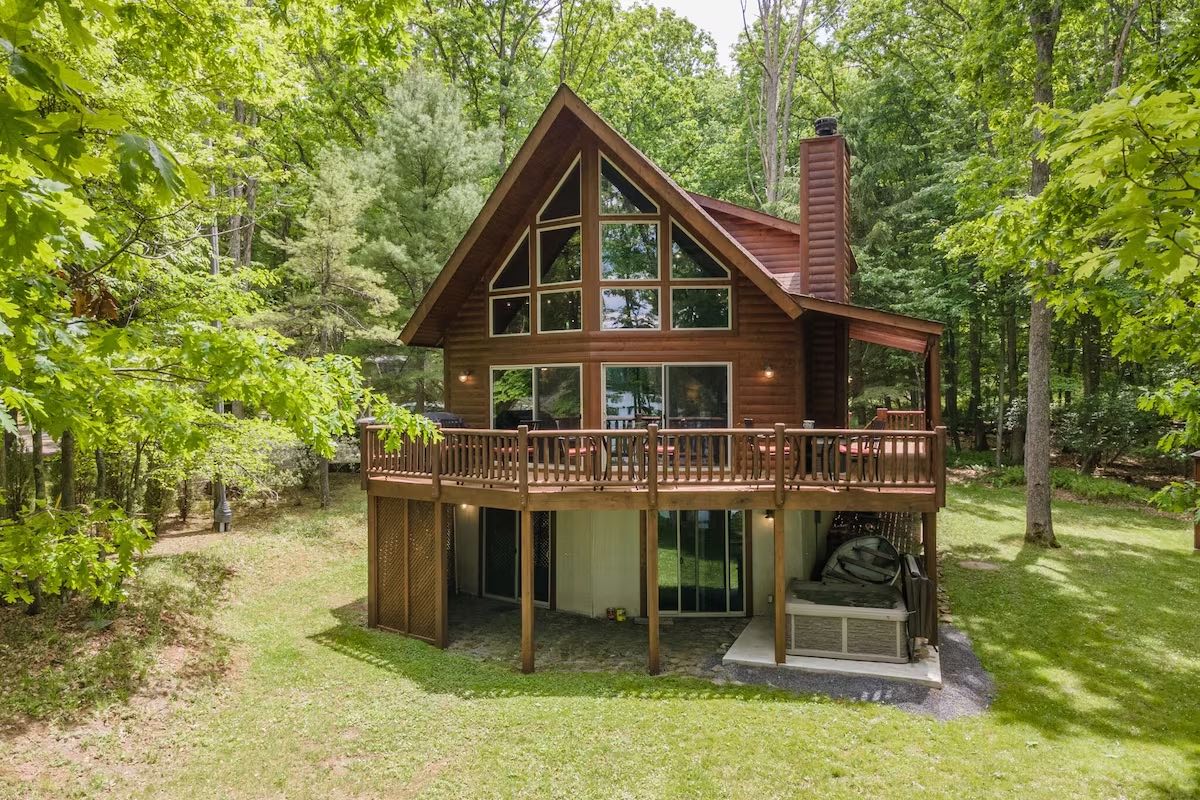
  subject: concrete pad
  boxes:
[722,616,942,688]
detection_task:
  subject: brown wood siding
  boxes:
[803,314,848,428]
[707,210,801,277]
[798,135,851,303]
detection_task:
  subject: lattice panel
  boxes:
[534,512,552,570]
[375,498,407,632]
[406,500,438,642]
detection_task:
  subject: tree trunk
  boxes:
[968,310,986,450]
[0,427,8,520]
[945,324,960,449]
[1005,304,1025,463]
[60,430,75,509]
[996,316,1005,467]
[95,449,106,502]
[1024,0,1063,548]
[318,457,331,509]
[31,424,45,507]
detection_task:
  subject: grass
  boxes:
[2,477,1198,799]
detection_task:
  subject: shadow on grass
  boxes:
[0,551,235,734]
[309,600,836,707]
[946,529,1200,792]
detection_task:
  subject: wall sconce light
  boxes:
[458,369,472,383]
[763,362,775,379]
[764,509,775,521]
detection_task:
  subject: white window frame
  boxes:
[489,363,584,429]
[536,221,584,287]
[670,285,732,331]
[599,220,660,282]
[669,218,731,280]
[536,152,583,223]
[489,231,531,291]
[599,153,659,215]
[599,287,662,331]
[488,292,531,338]
[536,286,583,334]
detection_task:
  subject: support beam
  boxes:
[434,501,447,648]
[774,509,786,664]
[926,340,942,430]
[923,511,939,647]
[366,495,378,628]
[520,508,535,673]
[645,509,660,675]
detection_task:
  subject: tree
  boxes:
[264,149,398,505]
[356,71,500,408]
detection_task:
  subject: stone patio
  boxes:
[447,594,748,680]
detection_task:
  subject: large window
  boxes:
[601,222,658,280]
[670,222,730,280]
[491,295,530,336]
[538,288,582,332]
[600,155,657,214]
[491,365,582,429]
[601,288,660,330]
[538,156,581,222]
[602,363,729,428]
[539,225,582,285]
[671,287,730,329]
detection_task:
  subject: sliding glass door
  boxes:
[482,509,552,606]
[657,510,745,615]
[603,363,729,429]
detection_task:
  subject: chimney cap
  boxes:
[814,117,838,136]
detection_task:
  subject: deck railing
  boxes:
[362,423,947,501]
[877,408,927,431]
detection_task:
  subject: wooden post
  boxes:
[518,425,529,508]
[520,507,534,673]
[774,423,786,507]
[646,423,658,507]
[434,501,447,648]
[935,426,948,507]
[1191,452,1200,552]
[645,509,660,675]
[774,509,786,664]
[926,338,942,430]
[430,430,441,500]
[359,421,369,490]
[923,511,939,646]
[366,495,378,628]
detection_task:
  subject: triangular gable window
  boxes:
[671,222,730,279]
[600,155,656,214]
[491,233,530,290]
[538,155,582,222]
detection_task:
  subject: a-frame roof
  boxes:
[400,84,940,350]
[400,84,803,347]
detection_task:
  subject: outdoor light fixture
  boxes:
[764,509,775,521]
[458,369,472,383]
[763,362,775,379]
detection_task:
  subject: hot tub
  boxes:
[785,581,909,663]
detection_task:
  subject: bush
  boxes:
[0,504,154,605]
[970,465,1153,505]
[1053,390,1167,473]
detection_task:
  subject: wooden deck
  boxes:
[362,424,947,513]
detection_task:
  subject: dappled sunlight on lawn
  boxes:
[943,485,1200,753]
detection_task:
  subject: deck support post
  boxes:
[1191,452,1200,552]
[645,509,660,675]
[922,511,939,647]
[520,507,534,673]
[366,494,377,628]
[434,501,447,648]
[774,509,786,664]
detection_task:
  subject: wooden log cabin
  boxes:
[362,85,947,677]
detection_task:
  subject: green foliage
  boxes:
[0,504,153,604]
[970,464,1153,506]
[1052,388,1168,470]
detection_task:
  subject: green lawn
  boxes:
[2,478,1198,799]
